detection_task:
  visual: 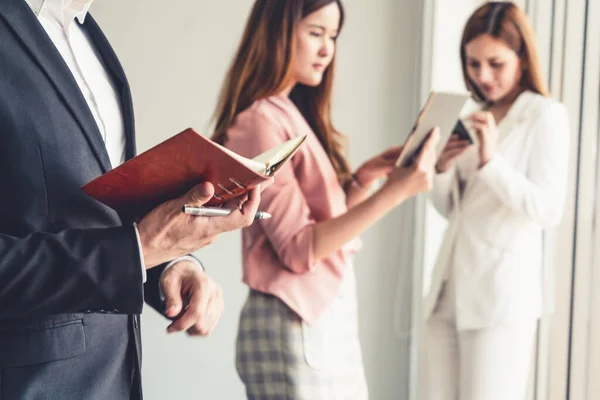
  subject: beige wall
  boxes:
[90,1,424,399]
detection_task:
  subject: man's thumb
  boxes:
[183,182,215,206]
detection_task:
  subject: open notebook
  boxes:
[82,128,306,219]
[219,135,305,176]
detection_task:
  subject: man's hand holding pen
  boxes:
[182,205,271,220]
[137,179,273,269]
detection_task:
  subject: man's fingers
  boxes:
[189,187,262,237]
[223,194,248,210]
[186,325,204,336]
[187,291,223,337]
[186,295,221,336]
[206,290,225,336]
[211,187,262,232]
[240,187,261,216]
[161,273,184,318]
[167,283,210,333]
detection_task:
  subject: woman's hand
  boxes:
[435,134,471,173]
[378,128,440,207]
[354,145,403,188]
[468,111,499,167]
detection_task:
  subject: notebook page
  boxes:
[252,136,307,176]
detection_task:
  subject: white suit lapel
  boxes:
[458,91,538,207]
[495,91,537,152]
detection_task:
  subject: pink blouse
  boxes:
[225,94,362,326]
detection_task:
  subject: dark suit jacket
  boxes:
[0,1,169,398]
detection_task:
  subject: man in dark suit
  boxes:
[0,1,263,398]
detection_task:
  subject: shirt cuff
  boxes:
[133,222,147,283]
[163,255,204,272]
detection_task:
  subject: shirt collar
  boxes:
[24,0,95,24]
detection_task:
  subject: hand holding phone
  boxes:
[435,121,474,173]
[452,119,474,144]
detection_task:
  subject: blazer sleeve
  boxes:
[144,263,168,315]
[0,225,146,319]
[226,110,348,274]
[476,102,570,227]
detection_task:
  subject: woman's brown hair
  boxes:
[211,0,351,183]
[460,1,549,102]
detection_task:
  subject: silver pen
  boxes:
[182,205,272,220]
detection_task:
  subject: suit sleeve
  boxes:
[429,167,457,219]
[476,102,570,227]
[144,263,167,315]
[0,225,146,319]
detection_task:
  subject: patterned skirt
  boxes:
[235,266,368,400]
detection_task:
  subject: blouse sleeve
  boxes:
[226,109,347,274]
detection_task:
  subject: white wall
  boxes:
[90,1,423,399]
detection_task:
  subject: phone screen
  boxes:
[452,120,473,144]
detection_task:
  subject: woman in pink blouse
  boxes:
[212,1,438,399]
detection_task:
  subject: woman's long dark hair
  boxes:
[212,0,351,183]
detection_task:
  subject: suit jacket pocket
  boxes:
[0,319,85,368]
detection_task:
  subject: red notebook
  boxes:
[82,128,306,219]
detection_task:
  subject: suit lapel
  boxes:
[0,0,113,171]
[81,14,136,160]
[495,91,537,152]
[459,91,538,207]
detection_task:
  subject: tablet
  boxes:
[396,91,471,167]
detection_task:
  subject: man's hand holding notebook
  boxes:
[82,128,306,220]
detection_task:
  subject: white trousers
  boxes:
[421,276,538,400]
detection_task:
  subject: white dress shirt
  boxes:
[37,0,125,167]
[26,0,199,282]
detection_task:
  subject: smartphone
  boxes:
[452,119,473,144]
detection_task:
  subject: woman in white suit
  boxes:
[422,2,570,400]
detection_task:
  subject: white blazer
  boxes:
[423,91,570,330]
